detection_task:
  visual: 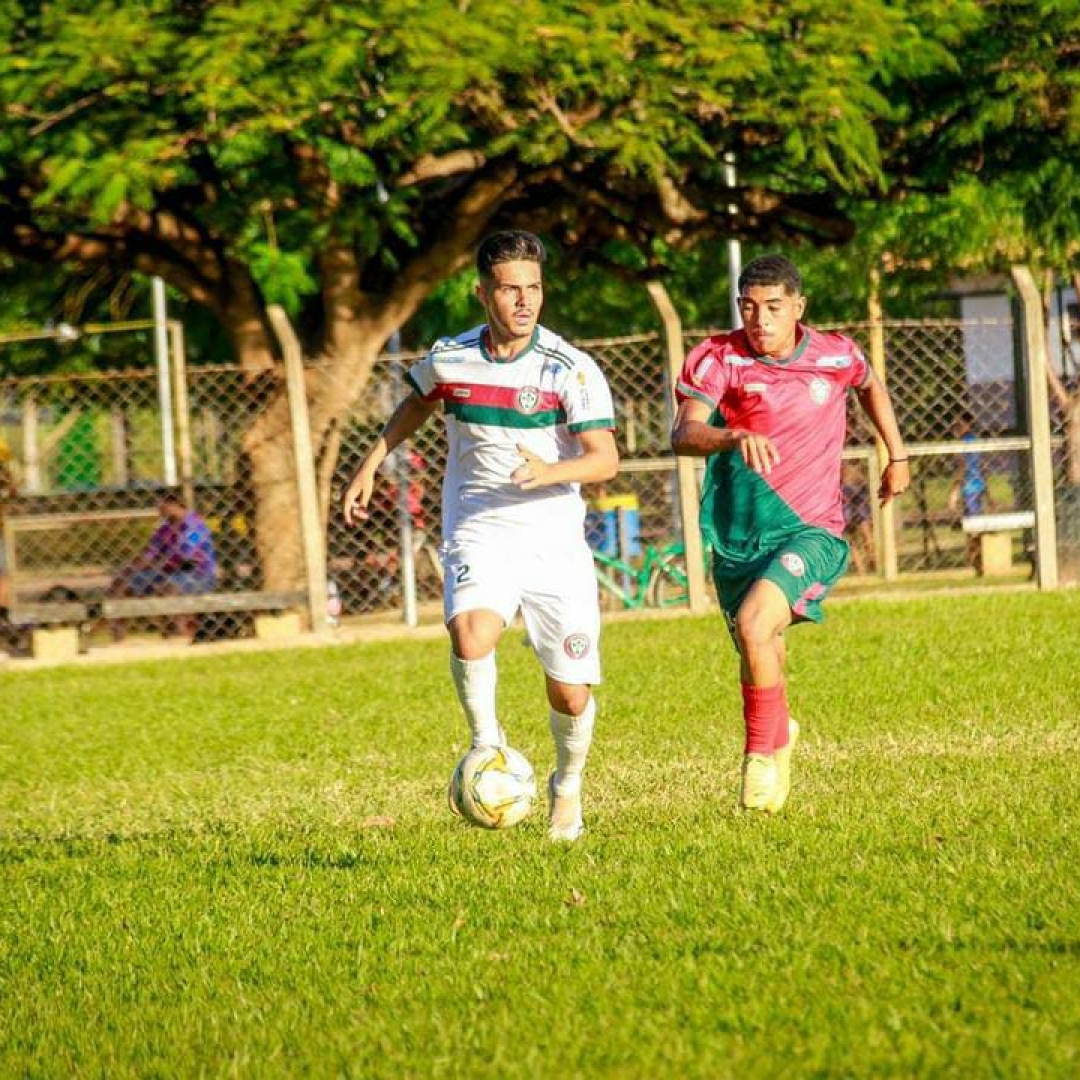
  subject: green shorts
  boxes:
[712,527,850,629]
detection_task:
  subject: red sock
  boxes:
[741,682,789,755]
[773,688,791,752]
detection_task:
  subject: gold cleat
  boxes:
[767,718,799,814]
[739,752,778,812]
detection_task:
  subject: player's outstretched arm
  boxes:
[511,429,619,490]
[855,371,910,504]
[671,399,779,474]
[342,392,439,526]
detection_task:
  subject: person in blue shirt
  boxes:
[111,491,217,639]
[948,411,988,569]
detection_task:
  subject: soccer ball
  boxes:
[449,744,537,830]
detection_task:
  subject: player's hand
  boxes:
[342,464,376,526]
[733,430,780,475]
[879,459,910,505]
[512,445,552,490]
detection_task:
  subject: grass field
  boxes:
[2,591,1079,1078]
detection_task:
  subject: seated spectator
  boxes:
[110,491,217,640]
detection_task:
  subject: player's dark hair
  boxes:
[158,489,187,508]
[476,230,547,278]
[738,254,803,296]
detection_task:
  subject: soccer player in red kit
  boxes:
[671,254,910,812]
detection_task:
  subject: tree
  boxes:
[0,0,1037,587]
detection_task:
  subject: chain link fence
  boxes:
[2,313,1077,658]
[838,319,1046,578]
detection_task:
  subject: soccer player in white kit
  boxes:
[342,231,619,841]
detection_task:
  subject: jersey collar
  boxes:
[480,326,539,364]
[740,323,811,366]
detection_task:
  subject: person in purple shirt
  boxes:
[111,491,217,639]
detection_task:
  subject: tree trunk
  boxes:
[238,331,387,591]
[241,387,306,590]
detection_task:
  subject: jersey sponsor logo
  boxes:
[563,632,591,659]
[808,376,831,405]
[576,370,591,409]
[516,386,541,413]
[724,354,755,366]
[451,387,472,399]
[780,551,806,578]
[815,354,852,368]
[745,382,767,395]
[691,355,715,385]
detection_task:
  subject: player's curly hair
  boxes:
[738,254,803,296]
[476,231,547,278]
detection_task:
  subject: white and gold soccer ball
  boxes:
[449,744,537,830]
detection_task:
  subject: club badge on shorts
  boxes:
[780,551,806,578]
[563,632,591,659]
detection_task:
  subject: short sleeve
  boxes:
[849,342,871,389]
[675,339,728,407]
[562,356,615,434]
[405,347,442,402]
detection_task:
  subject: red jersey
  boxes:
[676,325,869,546]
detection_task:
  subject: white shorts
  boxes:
[442,522,602,685]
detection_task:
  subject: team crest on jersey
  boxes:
[516,386,541,413]
[563,632,591,659]
[780,552,806,578]
[808,376,830,405]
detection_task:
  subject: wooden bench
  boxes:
[5,599,92,662]
[961,511,1036,575]
[100,590,309,641]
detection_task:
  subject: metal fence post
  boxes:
[168,320,195,511]
[268,305,330,632]
[1010,266,1060,589]
[152,277,178,486]
[646,280,710,613]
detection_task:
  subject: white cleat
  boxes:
[547,773,585,842]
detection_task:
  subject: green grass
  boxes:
[2,592,1079,1078]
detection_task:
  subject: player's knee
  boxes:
[448,611,502,659]
[548,681,591,716]
[733,606,775,656]
[452,636,493,661]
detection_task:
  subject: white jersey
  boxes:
[407,324,616,540]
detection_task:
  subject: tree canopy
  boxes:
[3,0,1078,586]
[0,0,1005,362]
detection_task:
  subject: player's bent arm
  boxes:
[855,372,910,503]
[670,399,779,474]
[342,392,439,525]
[511,428,619,490]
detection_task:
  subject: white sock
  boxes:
[450,651,503,748]
[549,696,596,798]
